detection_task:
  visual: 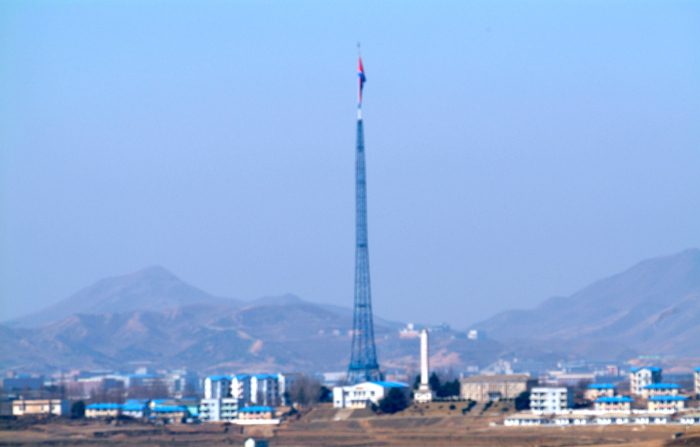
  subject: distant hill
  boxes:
[1,267,503,373]
[10,266,239,327]
[5,249,699,373]
[475,248,700,359]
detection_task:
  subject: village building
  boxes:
[459,374,534,402]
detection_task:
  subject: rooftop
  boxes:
[372,381,410,388]
[86,403,122,410]
[649,395,688,402]
[630,366,662,373]
[151,405,188,413]
[643,383,679,389]
[595,396,633,403]
[460,374,531,383]
[254,374,278,380]
[240,406,274,413]
[207,375,232,381]
[588,383,616,389]
[122,402,148,411]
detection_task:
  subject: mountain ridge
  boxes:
[475,248,700,357]
[3,248,700,373]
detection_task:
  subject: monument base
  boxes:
[414,385,434,403]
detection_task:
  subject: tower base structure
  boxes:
[414,386,434,403]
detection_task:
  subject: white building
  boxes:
[467,329,482,340]
[251,374,279,407]
[529,387,572,414]
[641,383,679,398]
[333,381,410,409]
[12,399,69,417]
[163,369,199,399]
[629,366,662,396]
[647,395,687,413]
[399,323,419,339]
[680,413,700,424]
[204,375,232,399]
[595,414,630,425]
[277,373,301,405]
[695,367,700,397]
[230,374,252,403]
[595,396,633,413]
[199,397,239,422]
[85,403,122,418]
[634,414,671,425]
[504,413,547,426]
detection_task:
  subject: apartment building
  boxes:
[204,375,233,400]
[530,387,572,415]
[630,366,662,396]
[251,374,280,407]
[199,397,239,422]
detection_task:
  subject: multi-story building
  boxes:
[163,370,200,399]
[333,381,410,409]
[529,387,572,415]
[629,366,662,396]
[251,374,279,407]
[647,395,687,413]
[204,375,232,400]
[230,374,252,403]
[641,383,680,399]
[459,374,534,402]
[277,373,302,405]
[2,375,44,393]
[594,396,633,413]
[585,383,616,401]
[199,397,238,422]
[12,399,69,417]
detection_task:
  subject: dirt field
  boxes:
[2,404,700,447]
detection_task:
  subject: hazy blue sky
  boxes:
[1,0,699,328]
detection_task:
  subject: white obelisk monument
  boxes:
[414,328,434,403]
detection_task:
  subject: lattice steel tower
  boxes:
[347,54,382,384]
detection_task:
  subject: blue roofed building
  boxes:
[251,374,280,407]
[231,374,252,403]
[85,403,123,419]
[122,399,150,418]
[641,383,680,398]
[204,375,233,400]
[150,404,190,424]
[594,396,633,413]
[647,395,688,413]
[630,366,662,396]
[585,383,617,400]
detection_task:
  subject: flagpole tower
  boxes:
[347,51,382,384]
